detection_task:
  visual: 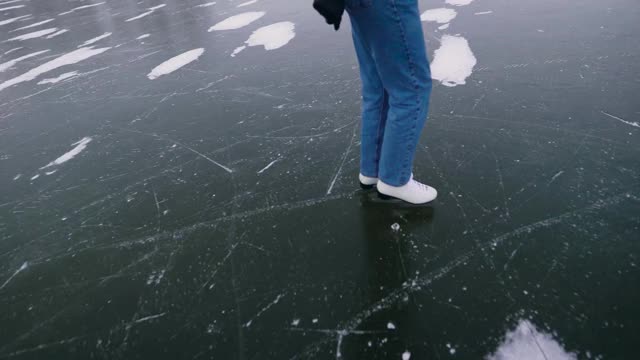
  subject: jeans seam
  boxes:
[389,0,420,185]
[373,89,386,174]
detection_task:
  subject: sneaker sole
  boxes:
[376,191,436,205]
[359,182,375,190]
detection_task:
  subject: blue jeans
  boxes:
[347,0,432,186]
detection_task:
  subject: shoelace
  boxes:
[413,180,429,191]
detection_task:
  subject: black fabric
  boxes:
[313,0,345,31]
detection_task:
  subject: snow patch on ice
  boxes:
[421,8,457,24]
[231,22,295,56]
[0,14,30,26]
[147,48,205,80]
[486,320,577,360]
[387,322,396,330]
[431,35,476,87]
[237,0,258,7]
[0,0,22,6]
[4,47,22,55]
[6,28,59,41]
[41,137,92,169]
[0,46,110,92]
[30,174,39,181]
[0,50,49,73]
[195,1,216,7]
[446,0,475,6]
[148,4,166,11]
[475,11,493,15]
[0,5,23,11]
[136,34,150,40]
[78,32,111,47]
[58,2,105,16]
[37,71,78,84]
[10,19,55,32]
[13,174,22,180]
[45,29,68,39]
[402,351,411,360]
[126,10,153,22]
[208,11,265,31]
[438,23,450,30]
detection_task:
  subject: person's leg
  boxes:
[351,0,432,187]
[347,3,389,180]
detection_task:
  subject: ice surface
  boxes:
[208,12,265,31]
[147,48,205,80]
[431,35,477,87]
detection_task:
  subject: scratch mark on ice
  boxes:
[327,124,357,195]
[244,293,286,327]
[134,312,166,323]
[58,2,105,16]
[257,158,280,174]
[0,261,28,290]
[601,111,639,128]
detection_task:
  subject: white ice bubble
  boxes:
[486,320,577,360]
[431,35,477,87]
[147,48,205,80]
[402,351,411,360]
[208,12,265,31]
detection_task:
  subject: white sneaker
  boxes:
[377,176,437,204]
[359,173,378,189]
